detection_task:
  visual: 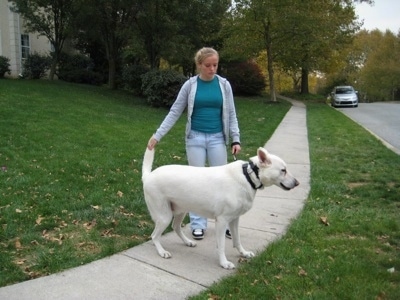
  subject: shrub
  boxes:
[0,56,11,78]
[222,60,266,95]
[121,64,150,95]
[141,69,186,107]
[22,52,51,79]
[59,69,104,85]
[57,53,104,85]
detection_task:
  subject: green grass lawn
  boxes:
[0,79,290,287]
[191,102,400,299]
[1,80,399,298]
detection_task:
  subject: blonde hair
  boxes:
[194,47,219,65]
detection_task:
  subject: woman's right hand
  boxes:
[147,135,158,150]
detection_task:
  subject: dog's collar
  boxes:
[242,160,263,190]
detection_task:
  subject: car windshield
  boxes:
[336,88,353,94]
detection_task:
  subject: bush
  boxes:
[141,69,186,107]
[222,60,266,95]
[0,56,11,78]
[59,69,104,85]
[121,64,150,95]
[22,52,51,79]
[57,53,104,85]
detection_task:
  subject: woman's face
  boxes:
[198,55,219,81]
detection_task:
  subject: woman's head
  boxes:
[194,47,219,81]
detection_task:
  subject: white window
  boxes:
[21,34,30,59]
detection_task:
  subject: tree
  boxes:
[277,0,362,94]
[74,0,140,89]
[165,0,230,76]
[359,30,400,101]
[132,0,184,70]
[11,0,77,80]
[223,0,286,101]
[225,0,372,98]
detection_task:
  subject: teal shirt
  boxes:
[191,77,223,133]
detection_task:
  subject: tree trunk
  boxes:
[300,68,309,94]
[266,42,276,101]
[108,57,116,90]
[49,60,56,80]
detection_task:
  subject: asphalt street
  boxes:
[336,102,400,155]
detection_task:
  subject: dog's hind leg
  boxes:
[171,213,197,247]
[229,218,254,259]
[149,202,174,259]
[151,218,173,258]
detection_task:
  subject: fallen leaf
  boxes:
[15,238,22,250]
[83,219,97,230]
[15,209,22,213]
[15,259,26,265]
[238,257,249,263]
[101,228,114,237]
[91,205,100,210]
[250,279,259,286]
[117,191,123,198]
[36,215,44,225]
[207,294,220,300]
[298,268,307,276]
[137,220,149,228]
[320,216,330,226]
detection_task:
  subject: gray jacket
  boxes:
[154,74,240,145]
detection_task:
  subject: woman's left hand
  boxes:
[232,144,241,155]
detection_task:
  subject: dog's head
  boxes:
[252,147,299,190]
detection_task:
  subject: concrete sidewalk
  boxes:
[0,99,310,300]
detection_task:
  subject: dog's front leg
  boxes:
[230,218,255,259]
[215,220,235,269]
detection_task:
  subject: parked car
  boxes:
[330,86,358,107]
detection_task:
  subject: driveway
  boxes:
[336,102,400,155]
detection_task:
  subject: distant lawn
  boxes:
[191,102,400,299]
[0,79,290,287]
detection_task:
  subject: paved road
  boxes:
[336,102,400,155]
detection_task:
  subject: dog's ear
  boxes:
[257,147,272,166]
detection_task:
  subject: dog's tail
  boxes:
[142,148,154,180]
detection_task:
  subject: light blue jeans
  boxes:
[186,130,227,231]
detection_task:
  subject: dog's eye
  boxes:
[281,169,287,174]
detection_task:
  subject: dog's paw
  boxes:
[220,261,235,270]
[159,251,172,259]
[241,251,255,258]
[185,240,197,247]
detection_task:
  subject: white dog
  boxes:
[142,147,299,269]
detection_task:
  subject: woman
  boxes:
[147,47,241,240]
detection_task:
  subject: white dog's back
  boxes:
[142,148,253,218]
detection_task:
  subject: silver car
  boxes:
[330,86,358,108]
